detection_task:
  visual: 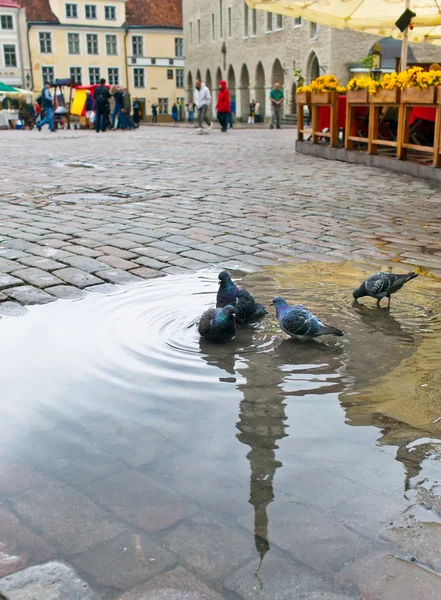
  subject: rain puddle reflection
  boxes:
[1,262,441,598]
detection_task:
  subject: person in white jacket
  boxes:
[194,79,212,131]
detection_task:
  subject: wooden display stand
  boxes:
[345,90,369,150]
[397,86,440,165]
[310,92,340,147]
[296,91,311,142]
[368,89,401,156]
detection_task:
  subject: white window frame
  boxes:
[0,14,15,30]
[131,35,143,57]
[41,65,55,84]
[310,21,318,39]
[38,31,53,54]
[133,67,145,88]
[67,31,81,55]
[275,14,283,30]
[104,5,116,21]
[175,37,183,58]
[266,12,273,33]
[158,97,168,115]
[69,66,82,84]
[85,4,97,20]
[251,8,257,36]
[107,66,119,85]
[176,68,184,88]
[105,33,118,56]
[3,43,18,68]
[65,3,78,19]
[293,16,302,28]
[88,66,100,85]
[86,33,99,55]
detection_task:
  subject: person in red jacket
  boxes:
[216,80,231,133]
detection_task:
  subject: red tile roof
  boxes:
[0,0,21,7]
[19,0,58,22]
[126,0,182,29]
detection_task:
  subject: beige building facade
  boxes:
[0,0,31,89]
[183,0,441,120]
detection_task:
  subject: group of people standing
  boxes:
[91,79,140,133]
[192,78,285,132]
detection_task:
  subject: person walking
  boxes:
[228,98,235,128]
[133,98,141,128]
[151,103,158,123]
[216,80,230,133]
[172,103,179,125]
[194,79,211,132]
[248,100,255,124]
[37,82,55,132]
[94,78,111,133]
[255,99,261,123]
[187,101,194,123]
[111,86,123,130]
[85,90,94,129]
[270,82,284,129]
[121,88,134,130]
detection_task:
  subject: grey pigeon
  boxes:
[353,271,418,307]
[272,296,344,340]
[216,271,267,323]
[198,304,237,342]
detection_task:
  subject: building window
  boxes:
[1,15,13,29]
[106,34,117,55]
[158,98,168,114]
[88,66,100,84]
[244,2,248,37]
[3,44,17,67]
[219,0,223,37]
[228,7,232,37]
[108,67,119,85]
[134,67,145,87]
[252,8,257,35]
[197,19,201,43]
[167,69,173,80]
[211,13,215,40]
[105,5,116,20]
[39,32,52,53]
[293,17,302,27]
[176,69,184,88]
[310,21,318,38]
[266,13,272,32]
[69,66,82,83]
[86,33,98,55]
[276,14,283,29]
[175,37,183,57]
[41,65,55,83]
[65,3,78,18]
[85,4,97,19]
[67,33,80,54]
[132,35,143,57]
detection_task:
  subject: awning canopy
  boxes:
[0,81,20,93]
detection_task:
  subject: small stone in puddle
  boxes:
[0,301,28,317]
[48,286,85,300]
[5,286,56,305]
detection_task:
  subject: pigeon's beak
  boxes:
[270,300,275,306]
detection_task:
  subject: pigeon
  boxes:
[216,271,267,323]
[272,296,344,340]
[353,271,418,307]
[198,304,237,342]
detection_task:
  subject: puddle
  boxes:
[2,262,441,596]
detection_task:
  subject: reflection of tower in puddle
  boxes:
[235,354,288,567]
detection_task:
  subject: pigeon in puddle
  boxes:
[272,296,344,340]
[216,271,267,324]
[353,272,418,307]
[198,305,237,342]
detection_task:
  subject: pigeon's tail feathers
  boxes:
[320,324,344,337]
[252,302,267,319]
[198,309,216,337]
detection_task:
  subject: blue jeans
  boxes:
[39,107,54,131]
[188,111,194,123]
[112,104,122,128]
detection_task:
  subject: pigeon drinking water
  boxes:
[353,271,418,307]
[272,296,344,340]
[216,271,267,323]
[198,304,237,342]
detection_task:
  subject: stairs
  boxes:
[281,114,297,126]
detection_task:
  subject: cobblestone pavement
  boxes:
[0,127,441,309]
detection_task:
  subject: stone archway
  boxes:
[255,61,266,119]
[227,65,236,115]
[240,64,250,121]
[196,68,202,82]
[187,71,193,101]
[216,67,223,84]
[306,52,320,83]
[272,58,285,86]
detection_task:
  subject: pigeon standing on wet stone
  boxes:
[216,271,267,324]
[198,305,237,342]
[272,296,344,340]
[353,271,418,307]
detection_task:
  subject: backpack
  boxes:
[36,95,42,107]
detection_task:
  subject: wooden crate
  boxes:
[347,89,369,103]
[401,86,437,104]
[296,91,311,105]
[369,88,400,104]
[310,91,334,104]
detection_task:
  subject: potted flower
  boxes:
[369,73,400,104]
[308,75,346,104]
[399,67,440,104]
[296,85,311,105]
[347,76,379,103]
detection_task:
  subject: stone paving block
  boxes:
[133,247,180,262]
[121,233,156,245]
[95,269,143,285]
[13,268,63,289]
[97,255,138,270]
[194,243,237,258]
[115,566,225,600]
[4,285,56,305]
[181,250,223,263]
[3,239,33,251]
[59,255,110,274]
[220,241,262,254]
[0,274,22,289]
[87,469,198,532]
[48,285,85,300]
[62,245,102,258]
[230,254,276,266]
[103,237,140,250]
[163,266,192,275]
[134,257,168,270]
[164,522,256,579]
[71,530,176,590]
[217,234,259,246]
[0,256,22,273]
[38,238,68,248]
[0,248,28,259]
[26,246,74,260]
[0,301,28,316]
[151,240,190,253]
[0,454,46,496]
[172,257,210,270]
[12,481,126,555]
[127,227,167,239]
[16,256,65,271]
[52,267,103,289]
[0,561,97,600]
[0,506,54,577]
[70,237,102,248]
[130,267,164,279]
[95,246,138,260]
[86,283,119,294]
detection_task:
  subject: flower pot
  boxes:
[401,86,437,104]
[369,88,400,104]
[347,89,369,103]
[310,91,335,104]
[296,91,311,104]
